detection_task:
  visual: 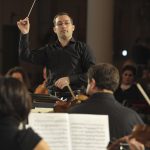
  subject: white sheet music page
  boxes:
[28,113,110,150]
[69,114,109,150]
[28,113,71,150]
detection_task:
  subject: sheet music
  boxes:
[28,113,109,150]
[29,113,71,150]
[69,114,109,150]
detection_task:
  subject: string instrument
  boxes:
[34,81,49,94]
[54,82,88,112]
[131,124,150,147]
[107,124,150,150]
[54,93,88,112]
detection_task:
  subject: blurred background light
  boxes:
[122,49,128,56]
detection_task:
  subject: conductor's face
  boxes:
[53,15,75,40]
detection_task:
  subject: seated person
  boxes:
[68,63,144,141]
[0,77,50,150]
[114,65,144,107]
[6,66,31,92]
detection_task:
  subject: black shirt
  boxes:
[114,84,145,106]
[0,117,41,150]
[19,34,95,93]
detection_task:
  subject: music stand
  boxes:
[31,93,59,108]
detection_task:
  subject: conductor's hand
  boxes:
[17,17,30,34]
[55,77,70,89]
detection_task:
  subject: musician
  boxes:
[17,12,95,99]
[0,77,50,150]
[114,65,144,107]
[68,63,144,140]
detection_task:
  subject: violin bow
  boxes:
[65,81,76,100]
[136,82,150,106]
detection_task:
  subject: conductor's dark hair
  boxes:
[88,63,120,92]
[0,77,32,121]
[53,12,73,26]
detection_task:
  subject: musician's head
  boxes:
[6,66,30,89]
[53,12,75,40]
[86,63,120,95]
[121,65,137,85]
[0,77,32,122]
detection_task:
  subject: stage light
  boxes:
[122,49,128,56]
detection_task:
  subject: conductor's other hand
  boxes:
[17,17,30,34]
[55,77,70,89]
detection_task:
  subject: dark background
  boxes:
[0,0,150,88]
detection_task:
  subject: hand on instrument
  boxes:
[131,124,150,148]
[128,138,145,150]
[17,17,30,34]
[54,77,70,89]
[107,136,145,150]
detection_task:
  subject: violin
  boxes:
[54,93,88,112]
[107,124,150,150]
[34,81,49,94]
[74,94,88,101]
[131,124,150,147]
[54,82,88,112]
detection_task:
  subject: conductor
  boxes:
[17,12,95,98]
